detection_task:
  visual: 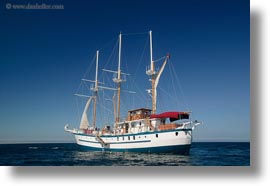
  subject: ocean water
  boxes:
[0,142,250,166]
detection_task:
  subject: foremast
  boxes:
[76,50,100,130]
[92,50,99,129]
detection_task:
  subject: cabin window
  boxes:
[175,132,178,136]
[117,137,119,141]
[128,136,130,140]
[133,136,135,140]
[122,137,124,141]
[145,136,146,138]
[156,134,158,138]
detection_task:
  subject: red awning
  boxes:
[150,112,190,121]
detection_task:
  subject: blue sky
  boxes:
[0,0,249,143]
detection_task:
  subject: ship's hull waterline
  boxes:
[73,128,192,154]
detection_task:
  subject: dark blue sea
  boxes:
[0,142,250,166]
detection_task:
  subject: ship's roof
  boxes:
[150,112,190,121]
[128,108,152,112]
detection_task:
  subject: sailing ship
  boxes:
[64,31,202,154]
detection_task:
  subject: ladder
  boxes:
[95,135,107,147]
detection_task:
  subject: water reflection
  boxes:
[71,150,192,166]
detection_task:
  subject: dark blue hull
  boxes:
[79,144,191,155]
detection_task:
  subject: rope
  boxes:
[168,59,191,111]
[102,38,119,70]
[154,56,166,63]
[134,36,148,77]
[98,37,117,52]
[122,31,148,36]
[75,97,81,126]
[168,59,180,109]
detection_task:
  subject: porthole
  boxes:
[175,132,178,136]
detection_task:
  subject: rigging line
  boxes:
[134,36,148,77]
[102,70,114,87]
[169,60,190,110]
[75,55,96,95]
[123,36,148,100]
[168,59,181,109]
[158,85,184,110]
[102,38,119,69]
[170,60,190,110]
[82,54,96,79]
[76,96,85,125]
[158,87,166,113]
[121,31,148,36]
[75,98,81,125]
[158,86,176,102]
[80,81,90,95]
[75,81,83,95]
[128,77,148,103]
[98,37,117,52]
[96,100,114,114]
[154,56,166,63]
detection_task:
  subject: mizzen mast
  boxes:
[92,50,99,129]
[149,30,156,114]
[146,30,169,114]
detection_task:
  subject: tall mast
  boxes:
[146,31,169,114]
[102,32,134,126]
[116,33,122,123]
[150,30,156,114]
[92,50,99,129]
[113,93,117,124]
[150,30,154,71]
[95,50,99,90]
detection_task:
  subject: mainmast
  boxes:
[79,32,135,130]
[146,30,169,114]
[114,33,123,124]
[102,32,134,127]
[117,33,122,123]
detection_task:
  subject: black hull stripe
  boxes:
[75,128,191,138]
[78,139,151,144]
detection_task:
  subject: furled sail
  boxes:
[80,97,93,129]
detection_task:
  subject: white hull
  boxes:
[72,128,192,154]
